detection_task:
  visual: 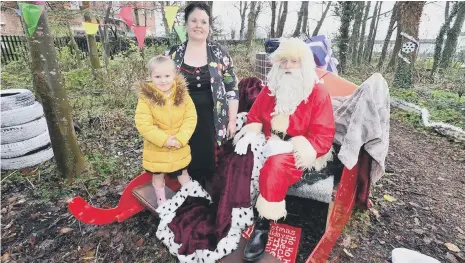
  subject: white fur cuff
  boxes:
[263,137,293,158]
[290,136,334,171]
[256,194,287,221]
[290,136,317,170]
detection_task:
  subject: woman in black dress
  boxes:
[165,2,239,187]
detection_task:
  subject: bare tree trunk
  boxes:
[293,1,305,37]
[99,1,112,69]
[439,2,465,69]
[160,1,170,36]
[350,2,364,64]
[357,1,371,64]
[239,2,248,39]
[338,2,354,74]
[276,1,288,37]
[388,25,402,68]
[254,2,262,30]
[67,23,82,68]
[301,1,309,35]
[363,1,379,60]
[378,2,398,69]
[27,8,88,180]
[368,1,382,62]
[82,2,101,70]
[445,1,450,18]
[246,1,257,49]
[431,2,459,75]
[270,1,276,38]
[312,2,331,36]
[393,1,426,88]
[277,1,283,28]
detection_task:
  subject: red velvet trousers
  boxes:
[259,153,304,202]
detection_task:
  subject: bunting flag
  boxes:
[119,5,134,27]
[174,25,186,42]
[164,5,179,32]
[82,22,99,35]
[133,26,148,49]
[18,3,44,36]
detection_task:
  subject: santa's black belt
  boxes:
[271,129,293,141]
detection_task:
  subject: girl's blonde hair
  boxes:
[146,55,176,76]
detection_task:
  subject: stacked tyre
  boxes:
[1,89,54,170]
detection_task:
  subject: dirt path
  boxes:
[330,112,465,263]
[2,113,464,263]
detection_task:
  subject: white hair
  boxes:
[266,38,320,115]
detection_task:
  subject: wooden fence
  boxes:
[1,35,171,64]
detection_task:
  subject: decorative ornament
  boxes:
[401,41,416,54]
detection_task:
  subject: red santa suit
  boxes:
[242,83,335,220]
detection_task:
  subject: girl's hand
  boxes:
[165,136,181,148]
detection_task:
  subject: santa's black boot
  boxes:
[243,217,270,262]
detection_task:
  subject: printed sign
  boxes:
[242,222,301,263]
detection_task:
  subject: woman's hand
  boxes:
[227,120,237,139]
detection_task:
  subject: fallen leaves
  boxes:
[341,235,351,248]
[1,253,10,262]
[383,194,396,202]
[445,242,461,253]
[58,227,73,234]
[343,248,354,258]
[369,208,381,220]
[136,237,144,247]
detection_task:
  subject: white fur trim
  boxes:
[256,194,287,221]
[233,122,263,145]
[155,180,254,262]
[270,114,289,132]
[263,137,293,158]
[313,147,334,171]
[234,112,248,131]
[250,133,267,205]
[290,136,334,171]
[290,136,317,170]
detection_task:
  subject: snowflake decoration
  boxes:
[401,41,417,54]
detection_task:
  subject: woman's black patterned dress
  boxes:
[179,62,215,186]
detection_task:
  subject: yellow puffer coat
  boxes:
[135,74,197,173]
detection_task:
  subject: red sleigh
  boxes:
[68,69,366,263]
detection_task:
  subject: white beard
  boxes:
[267,67,314,115]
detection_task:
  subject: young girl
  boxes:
[135,55,197,205]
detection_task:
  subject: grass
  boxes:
[1,42,464,204]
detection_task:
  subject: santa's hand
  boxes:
[234,132,256,155]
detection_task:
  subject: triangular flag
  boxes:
[15,9,21,16]
[164,5,179,32]
[119,5,134,27]
[133,26,148,49]
[18,3,44,36]
[82,22,99,35]
[174,25,186,42]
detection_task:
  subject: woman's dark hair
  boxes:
[184,2,212,25]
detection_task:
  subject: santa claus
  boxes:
[233,37,336,262]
